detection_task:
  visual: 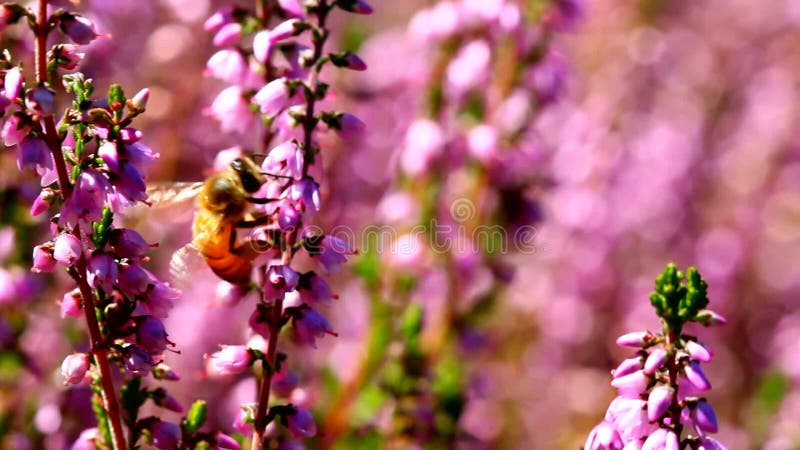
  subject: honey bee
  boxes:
[148,156,279,285]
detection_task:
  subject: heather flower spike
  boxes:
[584,264,728,449]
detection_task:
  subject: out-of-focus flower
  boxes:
[148,420,181,449]
[59,14,104,45]
[205,345,252,376]
[292,307,336,348]
[60,353,90,384]
[286,407,317,439]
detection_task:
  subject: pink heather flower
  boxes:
[263,141,304,180]
[287,407,317,439]
[338,53,367,71]
[206,86,254,134]
[215,432,241,450]
[142,281,179,318]
[612,357,643,379]
[70,428,99,450]
[261,265,300,301]
[149,420,181,449]
[109,228,151,259]
[136,316,169,355]
[684,360,711,391]
[213,22,242,47]
[30,189,54,216]
[60,353,90,384]
[605,397,658,443]
[252,30,274,63]
[205,345,252,376]
[686,341,713,362]
[253,78,296,117]
[118,263,151,294]
[289,178,321,212]
[610,370,650,398]
[331,113,366,140]
[233,406,254,435]
[271,19,300,43]
[2,114,31,146]
[17,136,53,175]
[277,201,302,230]
[642,428,679,450]
[695,310,727,326]
[647,386,673,422]
[401,119,445,176]
[152,389,183,413]
[153,363,181,381]
[293,308,337,348]
[125,141,159,172]
[584,421,623,450]
[278,0,306,17]
[32,244,57,273]
[446,39,491,95]
[206,50,257,87]
[692,400,719,433]
[616,331,654,348]
[204,7,235,32]
[59,289,82,318]
[51,44,85,70]
[131,88,149,110]
[53,233,82,266]
[62,169,111,225]
[408,2,461,43]
[98,141,119,172]
[643,348,667,374]
[4,66,22,100]
[86,253,118,291]
[59,14,104,45]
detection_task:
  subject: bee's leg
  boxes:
[235,214,273,228]
[230,215,277,255]
[245,197,279,204]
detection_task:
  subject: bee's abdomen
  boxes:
[193,212,252,285]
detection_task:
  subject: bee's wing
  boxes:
[121,181,204,230]
[146,181,204,212]
[169,242,208,288]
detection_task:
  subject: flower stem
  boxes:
[34,1,126,448]
[301,1,330,175]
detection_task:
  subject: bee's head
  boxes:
[231,157,264,193]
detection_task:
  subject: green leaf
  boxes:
[119,376,145,426]
[184,400,208,435]
[107,84,125,106]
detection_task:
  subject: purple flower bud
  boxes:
[278,203,301,230]
[60,289,82,318]
[286,407,317,439]
[290,178,321,212]
[309,236,354,274]
[270,19,300,43]
[215,432,240,450]
[204,7,234,32]
[130,88,150,110]
[60,353,89,384]
[53,233,82,266]
[278,0,306,17]
[30,188,55,216]
[340,0,373,15]
[643,348,667,375]
[213,22,242,47]
[253,30,273,63]
[686,341,713,363]
[109,228,151,259]
[136,316,169,355]
[263,141,304,180]
[684,360,711,391]
[332,113,366,140]
[142,281,179,318]
[32,243,57,273]
[153,363,181,381]
[4,66,22,100]
[642,428,679,450]
[59,14,104,45]
[206,49,252,86]
[205,345,252,376]
[148,420,181,449]
[86,253,118,291]
[694,309,727,326]
[122,344,155,376]
[70,428,99,450]
[293,307,337,348]
[610,370,650,398]
[152,389,183,413]
[646,386,673,422]
[604,397,656,443]
[298,272,334,306]
[253,78,294,117]
[616,331,654,348]
[25,85,55,116]
[692,400,718,433]
[18,136,53,175]
[612,357,643,379]
[584,421,622,450]
[2,114,31,146]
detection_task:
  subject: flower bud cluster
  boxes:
[584,265,728,450]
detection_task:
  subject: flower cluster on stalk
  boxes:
[201,0,368,446]
[1,2,235,449]
[584,264,728,450]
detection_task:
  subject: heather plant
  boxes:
[584,264,727,450]
[201,0,368,448]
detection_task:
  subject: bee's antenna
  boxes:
[261,172,295,180]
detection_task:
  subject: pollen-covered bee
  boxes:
[148,156,278,285]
